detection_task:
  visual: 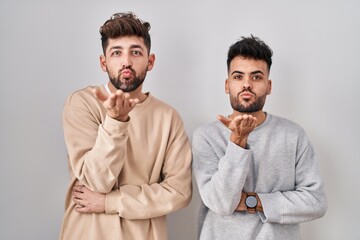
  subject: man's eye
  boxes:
[253,75,262,80]
[112,51,121,56]
[132,50,141,56]
[233,75,242,80]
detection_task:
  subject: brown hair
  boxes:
[227,35,273,72]
[99,12,151,54]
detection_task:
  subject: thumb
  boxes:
[93,87,108,102]
[217,115,231,127]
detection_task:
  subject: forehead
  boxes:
[229,56,269,75]
[106,36,147,51]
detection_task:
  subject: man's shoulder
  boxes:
[64,86,98,108]
[66,86,95,100]
[149,95,173,108]
[193,120,223,138]
[148,95,181,116]
[267,113,306,134]
[197,120,221,129]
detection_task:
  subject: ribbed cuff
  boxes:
[105,190,121,214]
[102,115,130,135]
[257,191,284,223]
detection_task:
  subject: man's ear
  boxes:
[99,55,107,72]
[147,53,155,71]
[267,79,272,95]
[225,78,230,94]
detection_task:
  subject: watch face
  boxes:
[245,196,257,208]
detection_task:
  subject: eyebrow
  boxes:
[109,44,144,51]
[231,70,264,76]
[129,44,144,50]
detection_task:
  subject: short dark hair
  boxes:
[227,35,273,72]
[99,12,151,54]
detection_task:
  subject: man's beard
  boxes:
[230,90,267,113]
[109,67,147,92]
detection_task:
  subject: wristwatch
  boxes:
[245,192,258,214]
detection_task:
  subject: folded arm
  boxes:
[105,125,192,219]
[258,140,327,224]
[63,88,136,193]
[192,128,252,215]
[71,117,193,219]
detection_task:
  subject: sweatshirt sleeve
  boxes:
[258,133,327,224]
[104,115,192,219]
[192,125,252,215]
[63,91,128,193]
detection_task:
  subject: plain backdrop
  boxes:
[1,0,359,239]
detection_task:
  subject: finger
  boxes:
[129,98,139,108]
[72,190,83,198]
[245,115,256,126]
[233,115,243,125]
[73,185,84,193]
[115,90,126,107]
[241,114,249,120]
[93,87,109,102]
[75,205,89,213]
[121,92,131,108]
[239,114,249,126]
[217,115,232,127]
[107,93,117,108]
[73,196,84,205]
[131,98,140,104]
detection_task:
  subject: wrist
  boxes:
[117,115,129,122]
[108,113,129,122]
[237,192,263,214]
[230,135,248,148]
[236,192,247,211]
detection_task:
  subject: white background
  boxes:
[0,0,359,239]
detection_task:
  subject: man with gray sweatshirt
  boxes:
[192,35,327,240]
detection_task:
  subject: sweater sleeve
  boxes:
[63,91,128,193]
[258,134,327,224]
[104,116,192,219]
[192,125,252,215]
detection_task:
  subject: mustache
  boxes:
[237,88,256,97]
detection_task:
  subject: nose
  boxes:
[122,54,132,68]
[242,76,252,90]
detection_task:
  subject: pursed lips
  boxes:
[121,69,133,78]
[238,91,255,99]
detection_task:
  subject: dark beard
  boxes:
[230,92,267,113]
[109,68,147,92]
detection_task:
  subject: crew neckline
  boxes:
[104,84,111,94]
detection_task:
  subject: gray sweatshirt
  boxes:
[192,113,327,240]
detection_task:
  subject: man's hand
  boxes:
[72,185,106,214]
[93,87,139,122]
[217,114,257,148]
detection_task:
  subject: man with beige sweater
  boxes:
[59,12,192,240]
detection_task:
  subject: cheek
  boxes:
[228,82,242,92]
[135,61,150,73]
[107,60,120,71]
[105,65,120,78]
[259,87,271,97]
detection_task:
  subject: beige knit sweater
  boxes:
[59,85,192,240]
